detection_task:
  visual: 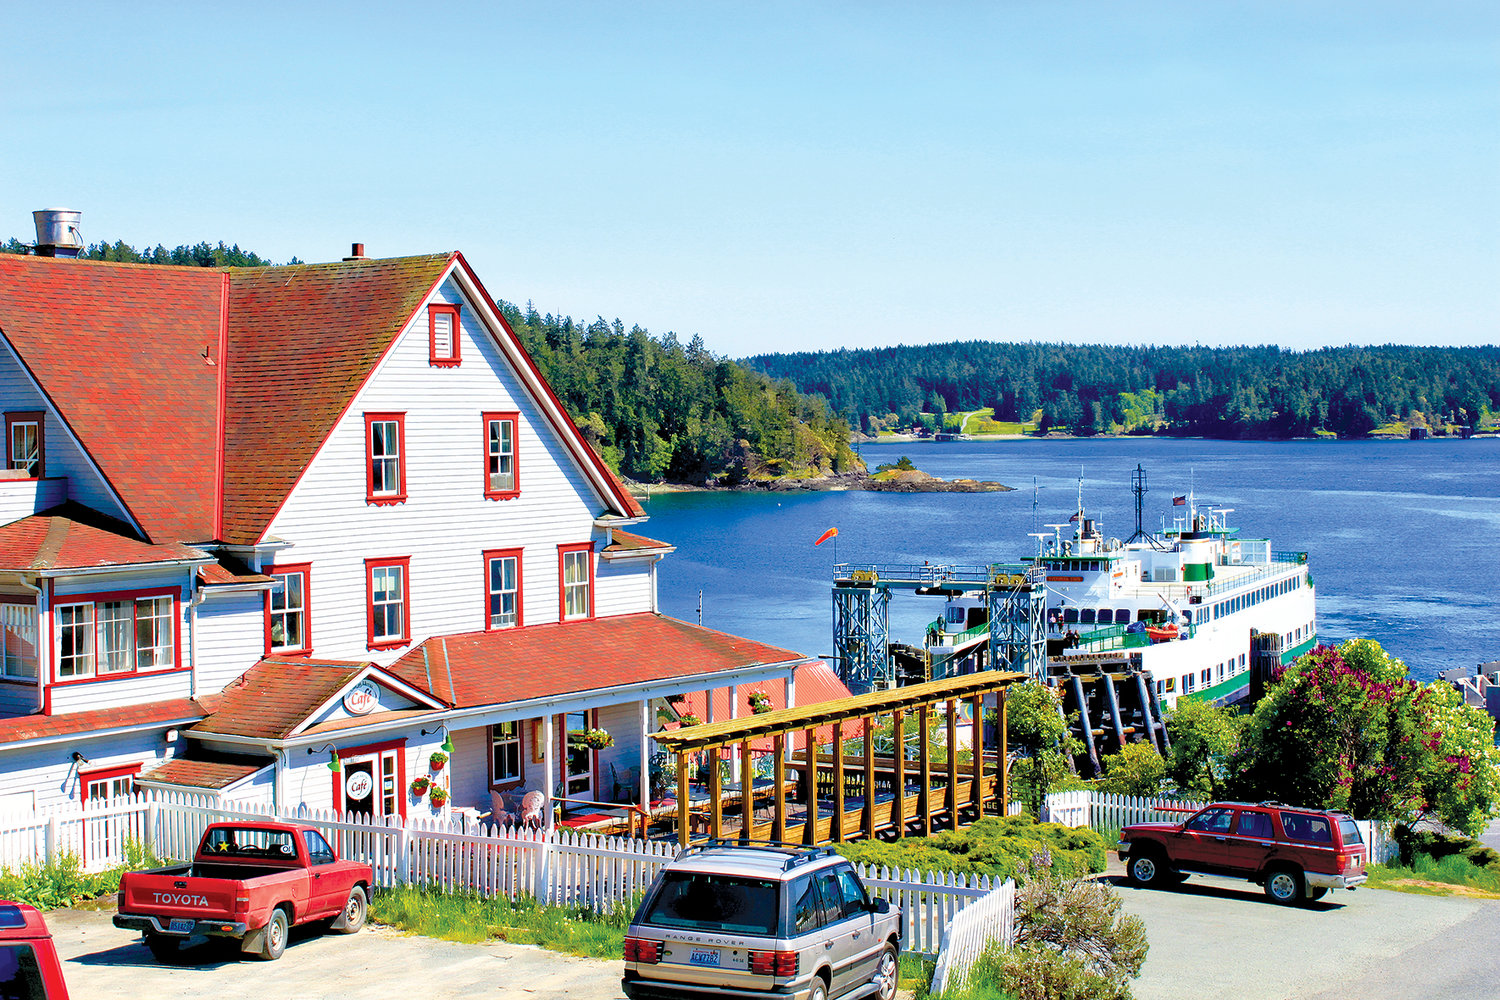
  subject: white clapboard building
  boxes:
[0,236,844,829]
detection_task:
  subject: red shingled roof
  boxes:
[0,699,207,744]
[0,503,207,572]
[0,253,646,544]
[0,255,223,541]
[603,528,674,555]
[138,758,269,790]
[390,613,812,709]
[191,658,369,740]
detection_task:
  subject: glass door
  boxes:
[565,711,593,800]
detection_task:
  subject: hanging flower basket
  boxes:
[748,690,773,714]
[410,776,430,797]
[429,751,448,771]
[678,713,703,728]
[429,786,449,807]
[579,728,614,750]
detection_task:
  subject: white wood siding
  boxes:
[0,343,135,527]
[0,731,172,812]
[192,590,265,696]
[49,670,193,714]
[594,701,646,801]
[596,558,655,618]
[448,725,491,812]
[263,275,655,665]
[0,678,39,716]
[220,765,275,807]
[0,478,67,529]
[281,728,446,818]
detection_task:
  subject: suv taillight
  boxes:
[623,937,663,964]
[748,950,799,976]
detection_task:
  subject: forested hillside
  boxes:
[495,301,859,483]
[747,342,1500,438]
[1,237,294,267]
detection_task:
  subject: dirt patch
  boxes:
[1379,878,1500,899]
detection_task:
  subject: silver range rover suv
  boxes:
[621,842,902,1000]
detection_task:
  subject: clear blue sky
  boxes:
[4,2,1496,356]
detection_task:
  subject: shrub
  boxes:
[1393,824,1500,871]
[836,816,1107,882]
[0,840,164,910]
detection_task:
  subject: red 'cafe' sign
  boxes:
[343,680,380,716]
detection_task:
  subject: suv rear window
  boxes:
[1279,812,1333,843]
[643,873,779,935]
[1338,818,1363,845]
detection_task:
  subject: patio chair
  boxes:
[613,765,640,803]
[485,790,517,829]
[519,790,546,829]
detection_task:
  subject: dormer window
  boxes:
[364,413,407,505]
[483,412,519,499]
[428,304,461,366]
[4,412,43,478]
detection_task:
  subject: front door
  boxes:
[335,743,405,820]
[342,760,377,819]
[564,711,594,802]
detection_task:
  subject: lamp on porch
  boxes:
[308,745,341,772]
[422,725,455,753]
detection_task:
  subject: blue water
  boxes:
[639,438,1500,683]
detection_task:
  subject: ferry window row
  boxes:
[1195,573,1303,624]
[1060,607,1143,625]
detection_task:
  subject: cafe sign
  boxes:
[343,679,380,716]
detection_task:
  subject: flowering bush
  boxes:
[410,776,430,796]
[429,786,449,807]
[748,691,773,714]
[578,728,614,750]
[677,713,703,728]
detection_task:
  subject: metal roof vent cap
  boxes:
[32,209,83,258]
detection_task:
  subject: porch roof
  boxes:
[653,669,1029,751]
[389,613,812,709]
[137,758,269,790]
[0,698,207,746]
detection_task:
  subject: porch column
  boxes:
[1000,690,1009,813]
[971,694,984,816]
[946,699,959,827]
[783,672,797,763]
[639,699,651,832]
[729,684,740,783]
[543,714,555,833]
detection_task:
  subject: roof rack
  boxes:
[676,839,841,872]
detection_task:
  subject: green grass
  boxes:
[371,885,636,958]
[1366,853,1500,898]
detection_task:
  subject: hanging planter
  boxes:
[678,713,703,728]
[409,776,431,797]
[578,728,614,750]
[429,751,449,771]
[748,690,773,714]
[429,785,449,807]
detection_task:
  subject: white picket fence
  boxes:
[1042,789,1398,863]
[0,790,1009,956]
[928,879,1016,996]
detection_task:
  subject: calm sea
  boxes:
[640,438,1500,683]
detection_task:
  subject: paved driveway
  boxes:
[46,908,627,1000]
[1116,869,1500,1000]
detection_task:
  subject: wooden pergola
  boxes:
[652,670,1027,847]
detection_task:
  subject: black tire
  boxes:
[144,933,178,962]
[259,907,289,961]
[808,973,829,1000]
[873,942,899,1000]
[1307,886,1329,901]
[1127,851,1170,887]
[1263,867,1304,906]
[336,886,367,934]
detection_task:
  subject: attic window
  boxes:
[429,304,460,367]
[4,412,43,478]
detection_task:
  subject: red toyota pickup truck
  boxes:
[0,902,70,998]
[114,821,373,960]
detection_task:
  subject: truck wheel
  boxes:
[259,908,289,961]
[1263,867,1304,906]
[144,933,178,962]
[336,886,368,934]
[1127,851,1170,887]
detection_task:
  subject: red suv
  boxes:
[1118,802,1367,905]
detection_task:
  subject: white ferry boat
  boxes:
[924,487,1318,709]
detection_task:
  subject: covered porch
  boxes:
[652,670,1027,847]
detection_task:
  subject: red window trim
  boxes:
[4,411,45,479]
[49,586,182,685]
[264,563,313,657]
[557,542,595,622]
[78,762,143,804]
[364,556,412,651]
[488,722,525,790]
[428,303,462,367]
[333,739,408,820]
[363,412,408,506]
[482,548,525,631]
[481,411,521,500]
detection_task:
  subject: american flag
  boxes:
[1172,495,1187,506]
[1068,512,1081,522]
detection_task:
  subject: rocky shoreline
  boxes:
[632,470,1012,495]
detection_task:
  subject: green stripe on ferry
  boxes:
[1279,635,1318,665]
[1181,671,1250,704]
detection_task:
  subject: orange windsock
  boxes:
[815,527,839,546]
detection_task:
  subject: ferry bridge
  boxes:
[831,561,1047,693]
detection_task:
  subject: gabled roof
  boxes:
[190,657,446,741]
[0,502,208,573]
[389,613,811,709]
[0,252,645,546]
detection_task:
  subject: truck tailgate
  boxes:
[119,872,243,922]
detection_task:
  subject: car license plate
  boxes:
[168,918,194,934]
[688,948,721,968]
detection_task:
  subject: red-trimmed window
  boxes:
[482,411,519,499]
[4,411,43,478]
[364,413,407,504]
[54,590,177,680]
[80,762,142,804]
[365,557,411,650]
[0,599,38,679]
[429,303,461,367]
[558,543,594,621]
[483,548,523,630]
[265,563,311,655]
[490,721,523,786]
